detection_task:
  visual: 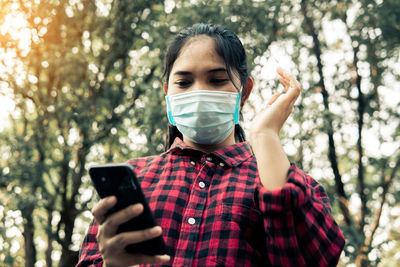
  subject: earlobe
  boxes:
[163,82,168,94]
[241,77,253,106]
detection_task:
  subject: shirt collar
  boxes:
[168,137,253,167]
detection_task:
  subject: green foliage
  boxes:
[0,0,399,266]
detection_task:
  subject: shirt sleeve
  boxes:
[76,219,103,267]
[256,163,345,266]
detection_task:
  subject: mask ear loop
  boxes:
[165,95,176,126]
[234,91,241,124]
[235,85,246,142]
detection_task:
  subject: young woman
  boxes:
[77,23,345,267]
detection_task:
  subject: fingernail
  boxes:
[133,203,143,212]
[158,255,170,261]
[107,196,116,204]
[151,226,162,234]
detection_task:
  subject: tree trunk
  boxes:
[46,207,53,267]
[59,248,79,267]
[57,201,80,267]
[46,232,53,267]
[300,0,352,225]
[22,205,37,267]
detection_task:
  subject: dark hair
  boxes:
[164,23,249,150]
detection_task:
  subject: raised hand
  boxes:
[250,67,301,137]
[249,67,301,191]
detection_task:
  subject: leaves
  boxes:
[0,0,399,266]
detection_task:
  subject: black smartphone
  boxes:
[89,163,168,255]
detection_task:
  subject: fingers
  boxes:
[277,67,290,91]
[278,76,290,91]
[92,198,170,266]
[277,67,293,82]
[277,67,301,90]
[136,254,170,264]
[129,254,170,265]
[267,93,281,106]
[106,226,163,251]
[286,80,301,104]
[276,67,301,103]
[92,196,117,224]
[101,203,144,238]
[106,254,170,266]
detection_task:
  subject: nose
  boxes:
[191,81,209,92]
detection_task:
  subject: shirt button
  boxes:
[219,162,225,167]
[206,156,212,161]
[188,217,196,225]
[190,161,196,166]
[199,181,206,189]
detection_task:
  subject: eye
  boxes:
[210,78,229,84]
[175,80,191,87]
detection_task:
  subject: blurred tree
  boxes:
[298,1,400,266]
[156,0,400,266]
[0,0,399,266]
[0,0,165,266]
[108,0,400,264]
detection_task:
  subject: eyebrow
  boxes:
[173,68,227,76]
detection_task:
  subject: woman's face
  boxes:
[166,35,240,96]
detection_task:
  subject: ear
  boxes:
[241,77,253,106]
[163,82,168,94]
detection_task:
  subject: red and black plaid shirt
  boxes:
[77,138,345,266]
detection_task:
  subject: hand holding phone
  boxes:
[92,197,170,266]
[89,164,170,266]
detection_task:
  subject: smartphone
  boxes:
[89,163,168,255]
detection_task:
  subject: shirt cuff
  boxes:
[257,163,310,214]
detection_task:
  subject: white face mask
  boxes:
[166,90,241,145]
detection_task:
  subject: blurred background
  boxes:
[0,0,399,266]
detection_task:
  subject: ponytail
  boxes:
[165,124,183,151]
[234,124,246,143]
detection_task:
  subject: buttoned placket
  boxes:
[172,155,214,266]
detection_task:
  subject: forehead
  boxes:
[172,35,226,72]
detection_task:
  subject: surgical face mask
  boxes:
[166,90,241,145]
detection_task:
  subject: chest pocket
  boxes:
[218,202,262,230]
